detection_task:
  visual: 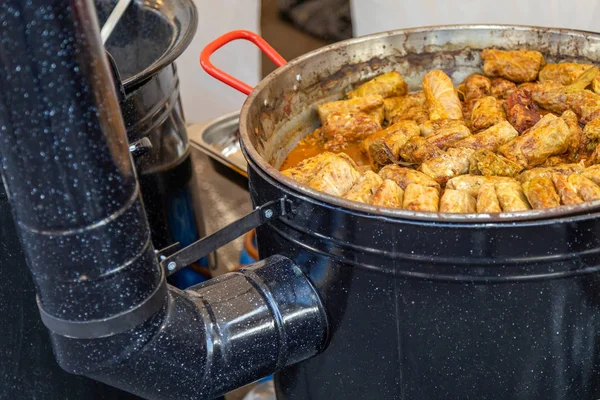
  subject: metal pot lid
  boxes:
[95,0,197,91]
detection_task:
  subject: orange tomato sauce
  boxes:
[280,140,369,170]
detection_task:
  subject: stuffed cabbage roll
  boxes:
[476,183,502,212]
[589,145,600,166]
[403,183,440,212]
[439,189,477,213]
[469,149,523,177]
[450,121,518,152]
[446,175,516,197]
[517,162,585,183]
[304,154,361,196]
[361,127,394,167]
[568,174,600,201]
[378,165,440,191]
[582,164,600,185]
[490,78,517,99]
[419,148,474,185]
[505,85,542,133]
[587,117,600,164]
[420,119,467,137]
[561,110,589,159]
[422,70,463,120]
[384,93,428,124]
[522,177,561,209]
[584,117,600,142]
[382,121,421,158]
[528,82,571,115]
[348,71,408,99]
[551,173,584,205]
[495,181,532,212]
[481,49,545,83]
[370,179,404,208]
[593,77,600,94]
[470,96,506,131]
[421,119,471,149]
[531,68,600,123]
[361,120,420,170]
[398,106,430,125]
[462,98,478,127]
[539,63,594,85]
[583,163,600,181]
[385,93,426,113]
[541,155,574,167]
[343,171,384,203]
[322,112,382,151]
[552,90,600,124]
[281,152,353,183]
[461,74,492,101]
[317,95,384,123]
[398,136,444,164]
[498,114,570,168]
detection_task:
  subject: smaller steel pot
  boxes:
[96,0,216,282]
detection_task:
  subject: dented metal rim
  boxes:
[240,24,600,224]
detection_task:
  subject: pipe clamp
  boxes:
[36,267,167,339]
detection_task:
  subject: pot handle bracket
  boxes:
[200,30,287,95]
[160,197,293,275]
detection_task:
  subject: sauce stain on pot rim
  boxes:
[239,24,600,223]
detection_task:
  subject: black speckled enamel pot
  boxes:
[206,26,600,399]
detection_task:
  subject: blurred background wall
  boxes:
[177,0,350,124]
[176,0,261,124]
[177,0,600,125]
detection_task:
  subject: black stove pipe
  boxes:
[0,1,328,399]
[0,0,161,331]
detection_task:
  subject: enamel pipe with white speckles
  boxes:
[0,1,327,399]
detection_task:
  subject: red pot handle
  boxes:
[200,30,287,95]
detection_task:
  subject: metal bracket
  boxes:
[129,137,152,158]
[155,242,181,261]
[161,197,293,276]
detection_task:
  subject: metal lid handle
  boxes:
[200,30,287,95]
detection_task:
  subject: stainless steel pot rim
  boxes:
[240,24,600,224]
[120,0,198,89]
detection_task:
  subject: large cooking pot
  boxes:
[200,26,600,400]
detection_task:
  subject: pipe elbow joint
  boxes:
[54,255,328,400]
